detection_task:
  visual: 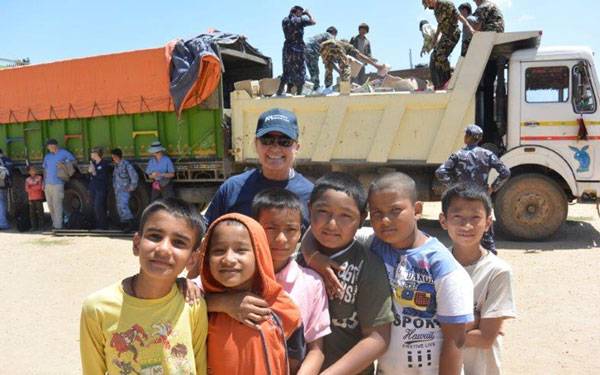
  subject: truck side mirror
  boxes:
[572,62,596,114]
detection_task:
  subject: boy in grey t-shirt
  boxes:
[440,185,517,375]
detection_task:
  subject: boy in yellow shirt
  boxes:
[80,198,208,374]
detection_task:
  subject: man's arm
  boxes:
[435,154,458,184]
[303,10,316,25]
[127,163,139,190]
[489,154,510,191]
[458,13,476,34]
[465,317,504,349]
[320,323,390,375]
[439,323,466,375]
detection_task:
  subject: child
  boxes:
[189,213,302,375]
[302,172,394,375]
[80,198,208,374]
[25,165,45,231]
[302,172,473,374]
[435,124,511,254]
[439,184,516,375]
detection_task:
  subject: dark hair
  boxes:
[111,148,123,158]
[369,172,418,203]
[326,26,338,36]
[91,146,103,157]
[458,2,472,14]
[138,198,206,249]
[310,172,367,216]
[419,20,429,30]
[252,188,303,222]
[441,184,492,216]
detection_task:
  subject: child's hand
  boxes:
[226,292,271,329]
[308,252,344,299]
[176,278,203,305]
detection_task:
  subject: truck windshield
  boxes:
[572,62,597,113]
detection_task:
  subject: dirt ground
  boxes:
[0,203,599,374]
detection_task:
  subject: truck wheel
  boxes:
[130,183,151,221]
[494,173,567,240]
[64,178,93,217]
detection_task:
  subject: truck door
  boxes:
[520,60,597,181]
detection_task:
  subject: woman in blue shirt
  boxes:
[88,147,111,229]
[145,141,175,201]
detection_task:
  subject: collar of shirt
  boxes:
[275,259,301,289]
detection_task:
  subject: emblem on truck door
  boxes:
[568,145,591,172]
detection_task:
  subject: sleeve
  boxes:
[304,277,332,342]
[434,267,474,324]
[350,36,357,48]
[192,298,208,374]
[203,183,227,227]
[145,160,153,175]
[490,154,511,191]
[480,268,517,319]
[435,154,458,184]
[365,40,372,57]
[357,252,395,328]
[42,154,48,169]
[166,158,175,173]
[301,15,312,26]
[286,326,307,362]
[127,163,139,189]
[80,303,107,374]
[65,150,76,162]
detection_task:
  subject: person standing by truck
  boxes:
[305,26,337,90]
[88,147,111,230]
[458,3,477,56]
[0,148,13,230]
[43,139,76,230]
[350,23,372,84]
[435,125,510,254]
[423,0,461,89]
[111,148,139,232]
[145,141,175,201]
[204,108,314,229]
[25,166,45,231]
[276,5,316,96]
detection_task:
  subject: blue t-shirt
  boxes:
[145,156,175,181]
[204,168,313,228]
[42,149,76,185]
[356,228,474,374]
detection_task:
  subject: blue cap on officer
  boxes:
[465,124,483,137]
[256,108,299,140]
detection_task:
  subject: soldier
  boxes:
[471,0,505,33]
[458,3,477,56]
[435,124,510,254]
[277,5,316,96]
[423,0,461,90]
[320,39,382,89]
[305,26,337,90]
[350,23,372,84]
[111,148,139,232]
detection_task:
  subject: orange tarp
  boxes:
[0,46,221,124]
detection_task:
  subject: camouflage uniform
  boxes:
[432,0,461,89]
[305,32,335,89]
[473,1,505,32]
[281,14,313,92]
[112,159,139,222]
[320,39,359,88]
[436,143,510,253]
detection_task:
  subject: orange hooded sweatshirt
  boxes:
[191,213,301,375]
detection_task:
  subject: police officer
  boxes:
[305,26,337,90]
[435,124,510,253]
[111,148,139,232]
[423,0,461,89]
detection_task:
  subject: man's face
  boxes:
[440,197,491,250]
[255,132,299,177]
[111,155,120,164]
[47,144,58,153]
[460,8,470,18]
[359,28,367,36]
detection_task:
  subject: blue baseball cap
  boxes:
[465,124,483,137]
[256,108,299,140]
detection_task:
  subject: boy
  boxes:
[80,198,208,374]
[111,148,139,232]
[435,124,511,254]
[25,165,45,231]
[303,172,394,374]
[303,172,473,374]
[193,213,302,374]
[440,185,516,375]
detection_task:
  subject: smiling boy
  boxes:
[80,198,208,374]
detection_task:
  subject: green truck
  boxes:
[0,36,272,221]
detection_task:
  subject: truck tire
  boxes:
[130,183,151,220]
[64,178,94,217]
[494,173,568,240]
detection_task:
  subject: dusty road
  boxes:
[0,203,599,374]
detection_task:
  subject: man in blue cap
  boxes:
[435,124,510,253]
[204,108,313,228]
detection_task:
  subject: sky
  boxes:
[1,0,599,76]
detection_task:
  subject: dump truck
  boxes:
[230,31,600,240]
[2,31,598,240]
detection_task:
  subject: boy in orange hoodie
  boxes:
[191,213,302,375]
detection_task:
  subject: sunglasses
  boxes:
[258,136,295,148]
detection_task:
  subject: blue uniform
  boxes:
[281,14,313,90]
[305,32,334,89]
[89,159,111,229]
[113,160,138,222]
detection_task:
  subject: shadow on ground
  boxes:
[419,219,600,251]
